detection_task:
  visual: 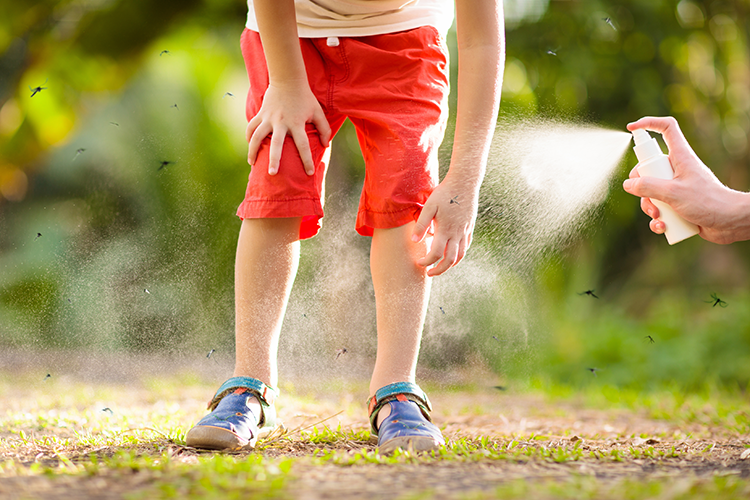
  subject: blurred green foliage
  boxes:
[0,1,748,392]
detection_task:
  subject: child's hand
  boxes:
[246,82,331,176]
[412,178,478,276]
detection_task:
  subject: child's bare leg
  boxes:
[185,217,300,449]
[369,222,431,424]
[234,217,301,388]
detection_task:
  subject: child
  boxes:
[186,0,505,454]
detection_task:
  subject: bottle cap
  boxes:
[632,129,663,162]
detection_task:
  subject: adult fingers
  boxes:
[628,165,641,179]
[627,116,694,158]
[622,176,672,203]
[640,196,659,219]
[649,219,666,234]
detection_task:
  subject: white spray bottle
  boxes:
[631,129,699,245]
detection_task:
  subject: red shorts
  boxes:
[237,26,450,239]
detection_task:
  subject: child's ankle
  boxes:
[375,402,392,429]
[246,395,262,422]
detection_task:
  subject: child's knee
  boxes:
[242,217,303,241]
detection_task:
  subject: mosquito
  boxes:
[160,50,170,56]
[335,348,348,360]
[158,161,173,171]
[43,374,51,381]
[29,79,48,97]
[110,122,120,127]
[546,49,558,56]
[449,196,460,205]
[102,407,114,415]
[644,335,655,344]
[586,367,600,377]
[144,288,151,294]
[34,232,42,241]
[603,17,617,31]
[706,293,727,308]
[207,349,216,359]
[73,148,86,161]
[492,385,507,391]
[578,290,599,299]
[170,103,179,110]
[492,335,500,342]
[223,92,235,99]
[439,306,446,315]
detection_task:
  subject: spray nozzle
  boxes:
[631,128,663,162]
[631,128,652,146]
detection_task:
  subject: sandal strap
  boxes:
[208,376,279,411]
[367,381,432,436]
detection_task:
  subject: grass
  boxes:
[1,364,749,499]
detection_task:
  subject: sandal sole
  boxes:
[378,435,442,455]
[185,425,250,451]
[185,423,282,451]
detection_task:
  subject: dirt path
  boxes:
[1,350,749,499]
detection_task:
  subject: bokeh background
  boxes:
[1,0,748,392]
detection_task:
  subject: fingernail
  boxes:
[411,234,419,242]
[622,179,632,190]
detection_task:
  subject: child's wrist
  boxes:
[442,169,483,195]
[268,77,311,91]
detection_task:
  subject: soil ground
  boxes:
[0,349,749,499]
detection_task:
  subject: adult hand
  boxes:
[246,82,331,176]
[623,116,748,244]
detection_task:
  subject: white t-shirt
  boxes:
[246,0,455,38]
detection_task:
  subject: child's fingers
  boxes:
[313,108,332,147]
[246,117,258,143]
[417,234,446,268]
[426,239,459,277]
[268,127,287,175]
[456,236,467,264]
[290,128,315,176]
[412,205,436,243]
[248,121,272,166]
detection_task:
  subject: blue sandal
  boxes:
[368,382,445,455]
[186,376,279,451]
